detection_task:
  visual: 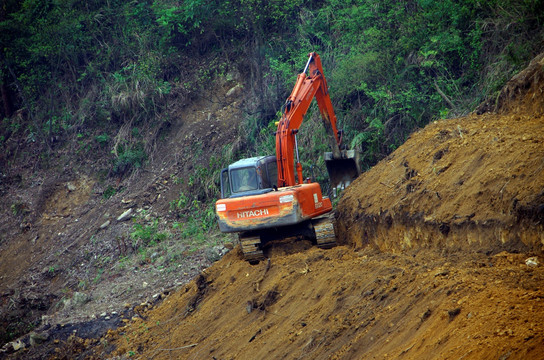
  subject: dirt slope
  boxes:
[89,55,544,359]
[105,245,543,360]
[338,53,544,253]
[0,68,243,346]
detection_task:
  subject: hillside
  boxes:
[2,1,544,358]
[22,54,540,360]
[0,75,244,347]
[338,53,544,254]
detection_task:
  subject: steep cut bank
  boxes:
[338,53,544,253]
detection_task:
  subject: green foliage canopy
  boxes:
[0,0,542,170]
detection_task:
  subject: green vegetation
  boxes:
[102,185,117,200]
[1,0,542,245]
[2,1,542,169]
[130,219,168,248]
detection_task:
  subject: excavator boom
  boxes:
[276,52,348,187]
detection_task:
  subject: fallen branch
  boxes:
[434,80,456,110]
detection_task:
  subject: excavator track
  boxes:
[239,234,265,263]
[312,216,337,249]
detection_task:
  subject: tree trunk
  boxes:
[1,82,13,118]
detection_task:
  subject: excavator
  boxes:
[215,52,360,262]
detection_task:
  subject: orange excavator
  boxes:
[216,52,360,262]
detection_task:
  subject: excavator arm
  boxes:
[276,52,344,187]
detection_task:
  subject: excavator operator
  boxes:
[236,168,258,192]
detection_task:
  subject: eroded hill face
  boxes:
[0,73,244,346]
[339,54,544,254]
[85,55,544,359]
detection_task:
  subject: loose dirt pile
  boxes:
[338,54,544,253]
[82,55,544,359]
[104,245,543,360]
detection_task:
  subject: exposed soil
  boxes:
[105,245,543,360]
[2,54,544,360]
[0,64,244,351]
[338,53,544,254]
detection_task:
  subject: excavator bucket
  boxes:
[324,149,361,194]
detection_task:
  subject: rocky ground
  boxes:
[0,70,244,354]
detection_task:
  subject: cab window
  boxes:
[266,161,278,188]
[220,168,231,198]
[231,167,258,193]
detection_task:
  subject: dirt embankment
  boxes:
[104,245,543,360]
[83,55,544,359]
[338,53,544,254]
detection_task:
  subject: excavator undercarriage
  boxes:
[238,213,337,262]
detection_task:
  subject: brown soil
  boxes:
[106,245,543,360]
[338,53,544,253]
[85,54,543,359]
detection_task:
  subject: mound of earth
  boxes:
[100,244,543,360]
[60,54,544,359]
[338,53,544,253]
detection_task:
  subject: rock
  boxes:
[100,220,110,229]
[205,245,230,262]
[66,182,76,192]
[62,298,72,310]
[29,331,49,346]
[100,312,107,317]
[71,291,90,307]
[525,256,539,267]
[117,208,133,222]
[10,339,25,351]
[64,292,90,310]
[226,84,243,98]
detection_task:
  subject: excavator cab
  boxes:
[220,155,278,199]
